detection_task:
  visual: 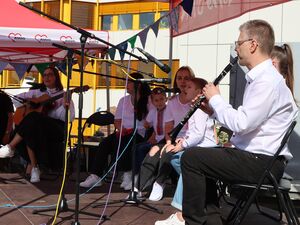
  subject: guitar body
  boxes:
[13,94,51,125]
[13,85,89,126]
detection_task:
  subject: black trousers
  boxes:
[90,132,144,177]
[16,111,65,169]
[181,147,285,225]
[138,143,174,191]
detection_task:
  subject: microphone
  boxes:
[137,78,172,84]
[136,47,171,73]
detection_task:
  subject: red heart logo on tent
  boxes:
[60,36,73,44]
[8,33,23,42]
[35,34,48,43]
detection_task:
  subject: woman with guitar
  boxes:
[0,67,75,183]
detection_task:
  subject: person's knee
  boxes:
[149,145,160,156]
[181,148,201,169]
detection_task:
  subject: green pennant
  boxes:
[35,63,51,75]
[128,35,137,49]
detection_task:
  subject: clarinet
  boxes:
[168,56,238,142]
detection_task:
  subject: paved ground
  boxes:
[0,172,299,225]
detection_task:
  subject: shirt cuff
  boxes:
[208,94,223,109]
[182,140,188,148]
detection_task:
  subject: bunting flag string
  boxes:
[0,62,9,74]
[35,63,51,75]
[10,63,30,80]
[118,41,128,61]
[0,59,72,81]
[138,27,150,49]
[180,0,194,16]
[106,0,192,60]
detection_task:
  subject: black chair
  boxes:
[226,121,299,225]
[80,111,115,172]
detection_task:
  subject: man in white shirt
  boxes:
[180,20,298,225]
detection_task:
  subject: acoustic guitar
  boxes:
[14,85,89,125]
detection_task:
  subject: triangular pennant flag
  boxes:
[180,0,194,16]
[118,42,128,61]
[55,61,67,75]
[150,19,160,37]
[169,7,179,33]
[128,35,137,49]
[35,63,50,75]
[10,63,30,80]
[108,48,116,60]
[75,54,89,70]
[0,62,8,73]
[138,27,150,49]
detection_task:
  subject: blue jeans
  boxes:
[170,151,184,210]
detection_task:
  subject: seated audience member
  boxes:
[138,78,209,201]
[0,90,14,145]
[271,43,295,97]
[155,78,218,224]
[0,67,75,183]
[80,72,152,190]
[134,87,168,177]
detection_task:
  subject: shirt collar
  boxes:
[245,59,272,83]
[46,87,59,94]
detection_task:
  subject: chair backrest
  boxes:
[273,121,297,159]
[82,111,115,136]
[259,121,297,185]
[85,111,115,127]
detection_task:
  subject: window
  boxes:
[160,11,169,29]
[118,14,133,30]
[72,2,94,29]
[101,15,113,31]
[138,61,154,77]
[139,13,154,29]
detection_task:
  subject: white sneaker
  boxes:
[120,171,132,189]
[80,174,102,188]
[0,145,14,158]
[30,167,40,183]
[155,213,185,225]
[149,181,165,201]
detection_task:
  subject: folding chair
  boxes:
[80,111,115,171]
[226,121,299,225]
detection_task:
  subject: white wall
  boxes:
[95,1,300,111]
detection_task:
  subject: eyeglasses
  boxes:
[235,39,253,47]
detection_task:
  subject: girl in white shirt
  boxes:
[80,72,152,190]
[0,67,75,183]
[137,66,195,200]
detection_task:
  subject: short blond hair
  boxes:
[239,20,274,55]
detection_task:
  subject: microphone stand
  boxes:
[31,47,106,223]
[91,79,162,214]
[17,4,113,224]
[19,2,165,220]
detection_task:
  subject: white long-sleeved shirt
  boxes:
[182,108,216,148]
[115,95,154,137]
[209,59,298,159]
[164,95,191,138]
[146,107,167,142]
[13,88,75,122]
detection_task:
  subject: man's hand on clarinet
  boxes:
[202,82,220,100]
